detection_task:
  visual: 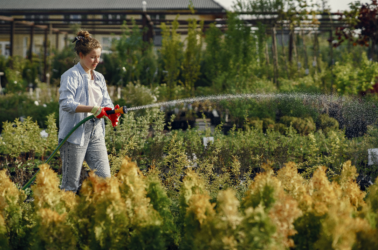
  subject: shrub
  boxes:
[262,118,275,132]
[316,114,340,134]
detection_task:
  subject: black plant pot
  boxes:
[182,120,189,131]
[171,121,182,130]
[188,119,196,129]
[222,123,233,135]
[211,117,221,126]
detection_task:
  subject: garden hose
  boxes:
[21,106,128,190]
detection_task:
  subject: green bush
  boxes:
[316,114,340,134]
[0,94,59,132]
[262,118,275,132]
[246,118,263,131]
[274,123,286,134]
[280,116,316,135]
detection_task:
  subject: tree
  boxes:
[160,16,183,100]
[334,1,377,59]
[182,13,203,97]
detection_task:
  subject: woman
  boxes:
[58,30,120,193]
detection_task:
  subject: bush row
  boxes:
[1,157,378,249]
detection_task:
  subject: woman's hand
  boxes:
[91,106,108,119]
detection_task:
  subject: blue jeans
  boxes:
[59,117,111,192]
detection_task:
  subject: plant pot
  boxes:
[222,123,233,135]
[171,121,182,130]
[188,119,196,129]
[211,117,221,126]
[182,120,189,131]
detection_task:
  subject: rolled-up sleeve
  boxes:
[59,74,80,113]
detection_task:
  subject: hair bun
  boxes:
[77,30,91,39]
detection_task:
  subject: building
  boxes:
[0,0,226,58]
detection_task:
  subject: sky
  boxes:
[214,0,366,12]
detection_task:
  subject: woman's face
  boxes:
[79,48,101,72]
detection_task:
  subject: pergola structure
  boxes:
[0,0,349,83]
[0,0,226,81]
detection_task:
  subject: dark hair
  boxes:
[72,30,101,56]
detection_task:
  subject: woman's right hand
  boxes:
[91,106,108,119]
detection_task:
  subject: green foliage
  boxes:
[291,212,323,250]
[0,94,59,133]
[119,81,158,113]
[1,113,58,159]
[334,53,378,95]
[51,46,76,81]
[160,16,184,100]
[182,13,203,97]
[115,19,157,87]
[4,57,27,94]
[316,114,339,134]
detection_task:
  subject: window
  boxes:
[71,15,81,24]
[149,14,166,21]
[102,37,111,50]
[25,15,47,24]
[102,14,126,24]
[0,42,10,57]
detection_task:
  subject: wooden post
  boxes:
[280,27,290,79]
[142,14,147,42]
[294,31,299,70]
[44,28,48,82]
[49,23,52,52]
[64,34,68,47]
[329,30,333,65]
[272,25,279,87]
[29,25,34,61]
[302,29,309,75]
[289,28,294,62]
[265,42,270,65]
[10,21,15,57]
[56,32,59,50]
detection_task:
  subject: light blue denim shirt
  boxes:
[58,62,114,146]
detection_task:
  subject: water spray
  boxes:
[21,93,374,190]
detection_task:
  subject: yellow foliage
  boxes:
[339,161,366,210]
[269,191,302,248]
[34,208,76,249]
[0,169,26,213]
[276,162,312,211]
[32,164,77,214]
[181,168,209,207]
[309,166,339,215]
[315,200,371,250]
[243,162,281,210]
[117,157,161,227]
[216,189,242,230]
[186,194,215,225]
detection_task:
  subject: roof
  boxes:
[0,0,225,11]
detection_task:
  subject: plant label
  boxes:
[368,148,378,165]
[212,110,219,117]
[203,137,214,148]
